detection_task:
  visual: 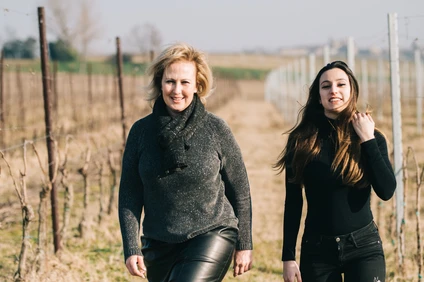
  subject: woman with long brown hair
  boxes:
[276,61,396,282]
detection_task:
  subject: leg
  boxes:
[300,259,342,282]
[343,251,385,282]
[343,221,386,282]
[300,235,342,282]
[141,237,180,282]
[169,227,237,282]
[344,249,386,282]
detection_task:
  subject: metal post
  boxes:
[308,53,316,85]
[361,59,369,110]
[347,36,355,73]
[323,45,330,65]
[388,12,404,264]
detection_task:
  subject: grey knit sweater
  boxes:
[118,111,253,261]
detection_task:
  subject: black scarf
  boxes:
[153,94,207,175]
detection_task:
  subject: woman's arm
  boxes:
[282,164,304,261]
[216,118,253,251]
[352,113,396,200]
[215,117,253,275]
[361,130,396,201]
[118,121,145,262]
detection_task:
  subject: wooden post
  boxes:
[38,6,61,253]
[0,49,4,148]
[415,49,423,135]
[16,66,26,130]
[87,63,93,129]
[149,50,154,62]
[116,37,127,148]
[52,61,58,116]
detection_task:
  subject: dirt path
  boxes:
[213,81,289,281]
[212,79,424,281]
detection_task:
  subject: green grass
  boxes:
[3,59,269,80]
[213,66,269,80]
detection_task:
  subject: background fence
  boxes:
[1,4,424,282]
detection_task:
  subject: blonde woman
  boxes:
[119,42,253,281]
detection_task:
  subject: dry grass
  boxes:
[0,57,424,281]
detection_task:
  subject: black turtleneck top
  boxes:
[282,118,396,261]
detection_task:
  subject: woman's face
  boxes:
[319,68,351,119]
[161,60,198,117]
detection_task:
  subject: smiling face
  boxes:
[319,68,351,119]
[161,60,198,117]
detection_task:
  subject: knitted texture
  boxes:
[119,107,253,261]
[154,94,207,174]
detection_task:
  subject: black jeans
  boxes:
[141,226,238,282]
[300,221,386,282]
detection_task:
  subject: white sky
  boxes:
[0,0,423,55]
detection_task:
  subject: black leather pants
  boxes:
[141,226,238,282]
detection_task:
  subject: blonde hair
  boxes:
[145,42,214,104]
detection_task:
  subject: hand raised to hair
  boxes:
[125,255,147,278]
[352,112,375,143]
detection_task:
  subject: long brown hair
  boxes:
[274,61,369,188]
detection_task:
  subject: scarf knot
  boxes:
[153,94,206,175]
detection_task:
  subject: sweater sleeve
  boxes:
[216,118,253,250]
[281,152,304,261]
[361,131,397,201]
[118,120,145,262]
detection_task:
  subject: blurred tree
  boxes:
[128,23,162,61]
[46,0,76,45]
[46,0,102,61]
[3,37,37,59]
[76,0,102,61]
[49,39,78,62]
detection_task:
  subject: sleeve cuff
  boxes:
[236,242,253,250]
[124,248,143,262]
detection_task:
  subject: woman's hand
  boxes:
[233,250,253,277]
[352,112,375,143]
[283,260,302,282]
[125,255,147,278]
